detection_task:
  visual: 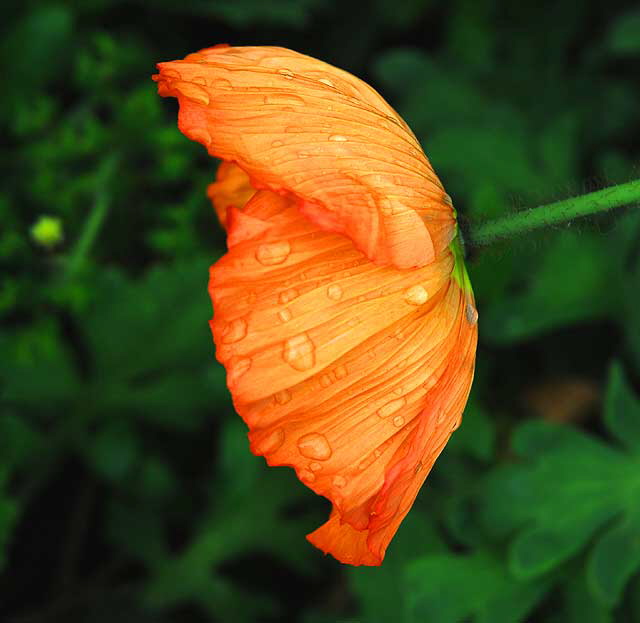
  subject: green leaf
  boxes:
[480,418,640,602]
[405,551,550,623]
[587,511,640,605]
[607,10,640,56]
[604,361,640,451]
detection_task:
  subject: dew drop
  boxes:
[320,374,332,388]
[309,462,322,472]
[272,140,284,147]
[278,68,294,79]
[279,288,298,304]
[283,334,315,371]
[174,81,210,105]
[274,389,291,405]
[326,284,343,300]
[254,427,285,454]
[334,365,347,379]
[221,318,247,344]
[212,78,232,89]
[393,386,404,396]
[393,415,405,427]
[466,302,479,325]
[298,151,310,158]
[404,285,429,306]
[228,358,251,385]
[297,432,332,460]
[299,469,316,483]
[319,78,335,87]
[333,475,347,488]
[278,308,292,323]
[329,134,348,142]
[414,461,423,474]
[255,240,291,266]
[377,397,406,419]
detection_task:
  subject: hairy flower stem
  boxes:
[468,179,640,247]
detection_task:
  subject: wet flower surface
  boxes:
[154,45,478,565]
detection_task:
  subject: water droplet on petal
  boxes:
[278,308,292,322]
[404,285,429,305]
[221,318,247,344]
[174,81,210,105]
[393,386,404,396]
[320,374,332,388]
[414,461,423,474]
[466,302,479,325]
[254,427,285,454]
[323,284,342,301]
[334,365,347,379]
[309,462,322,472]
[212,78,232,89]
[319,78,334,87]
[228,358,251,385]
[272,140,284,147]
[274,389,291,405]
[297,432,332,460]
[278,68,294,79]
[329,134,348,142]
[333,475,347,488]
[256,240,291,266]
[299,469,316,483]
[297,151,310,158]
[393,415,405,427]
[284,334,315,371]
[279,288,298,304]
[377,397,406,419]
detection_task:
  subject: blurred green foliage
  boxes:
[1,0,639,621]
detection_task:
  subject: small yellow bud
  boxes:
[30,215,64,248]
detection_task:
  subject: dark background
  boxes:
[2,0,640,621]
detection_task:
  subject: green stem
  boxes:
[468,179,640,247]
[66,155,118,278]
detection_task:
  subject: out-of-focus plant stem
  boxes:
[468,179,640,247]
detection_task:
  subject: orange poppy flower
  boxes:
[153,45,478,566]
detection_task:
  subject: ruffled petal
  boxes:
[154,45,456,269]
[209,188,477,565]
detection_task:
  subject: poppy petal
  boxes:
[209,188,477,565]
[154,46,455,269]
[207,161,255,229]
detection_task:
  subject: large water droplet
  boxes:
[404,285,429,305]
[279,288,298,304]
[393,415,405,427]
[329,134,348,142]
[377,397,406,418]
[309,462,322,472]
[254,427,285,454]
[256,240,291,266]
[278,308,292,322]
[297,432,332,460]
[332,475,347,488]
[221,318,247,344]
[274,389,291,405]
[283,334,315,371]
[327,284,343,301]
